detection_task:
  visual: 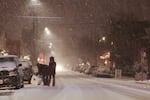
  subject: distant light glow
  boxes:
[100,56,105,59]
[32,0,38,2]
[37,57,45,64]
[100,52,110,59]
[104,60,108,65]
[111,41,114,45]
[102,36,106,41]
[41,58,44,62]
[56,64,64,72]
[44,27,51,35]
[37,58,40,62]
[99,36,106,42]
[99,39,102,42]
[31,0,41,6]
[49,42,53,48]
[82,63,85,66]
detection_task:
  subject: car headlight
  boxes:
[9,69,17,76]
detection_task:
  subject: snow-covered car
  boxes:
[0,55,24,89]
[85,65,99,75]
[93,66,114,78]
[20,60,33,84]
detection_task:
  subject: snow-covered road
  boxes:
[0,70,150,100]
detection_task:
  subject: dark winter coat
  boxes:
[49,62,56,75]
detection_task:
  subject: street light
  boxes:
[28,0,41,65]
[30,0,41,6]
[102,36,106,41]
[99,36,106,43]
[44,27,51,35]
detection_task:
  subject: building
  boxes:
[6,39,21,57]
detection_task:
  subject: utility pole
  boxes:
[31,5,39,66]
[3,1,7,52]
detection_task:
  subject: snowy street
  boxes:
[1,1,150,100]
[0,70,150,100]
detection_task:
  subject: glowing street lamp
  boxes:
[30,0,41,6]
[44,27,51,35]
[99,36,106,43]
[102,36,106,41]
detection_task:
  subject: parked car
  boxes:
[85,65,99,75]
[93,66,114,78]
[20,59,33,84]
[0,55,24,89]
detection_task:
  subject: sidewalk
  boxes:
[135,80,150,85]
[110,76,150,91]
[120,76,150,85]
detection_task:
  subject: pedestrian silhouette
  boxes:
[49,56,56,86]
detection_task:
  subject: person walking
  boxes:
[48,56,56,86]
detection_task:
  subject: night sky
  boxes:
[0,0,150,36]
[0,0,150,63]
